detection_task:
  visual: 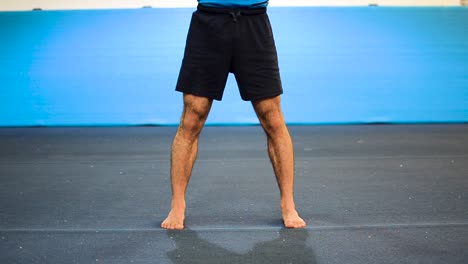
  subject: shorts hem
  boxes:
[241,90,283,102]
[175,88,223,101]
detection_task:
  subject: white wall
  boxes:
[0,0,461,11]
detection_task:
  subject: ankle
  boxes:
[280,198,296,212]
[171,198,186,209]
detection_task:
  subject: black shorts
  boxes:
[175,4,283,101]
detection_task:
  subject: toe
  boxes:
[296,220,306,228]
[296,223,305,228]
[284,219,306,228]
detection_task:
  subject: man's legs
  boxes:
[252,95,306,228]
[161,94,213,230]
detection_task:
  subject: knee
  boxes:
[260,113,285,137]
[253,96,287,137]
[181,116,204,135]
[179,110,207,137]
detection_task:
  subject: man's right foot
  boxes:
[161,204,186,230]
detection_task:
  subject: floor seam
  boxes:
[1,222,468,233]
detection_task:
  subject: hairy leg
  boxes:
[252,96,306,228]
[161,94,213,230]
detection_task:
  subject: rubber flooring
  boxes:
[1,125,467,263]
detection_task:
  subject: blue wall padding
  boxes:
[0,7,467,126]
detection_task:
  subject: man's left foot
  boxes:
[281,201,306,228]
[282,209,306,228]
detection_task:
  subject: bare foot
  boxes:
[281,203,306,228]
[161,203,186,230]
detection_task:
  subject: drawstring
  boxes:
[197,4,266,22]
[229,11,241,23]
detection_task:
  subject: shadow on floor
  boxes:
[166,228,317,264]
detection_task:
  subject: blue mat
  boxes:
[0,7,467,126]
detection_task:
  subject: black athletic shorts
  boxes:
[175,4,283,101]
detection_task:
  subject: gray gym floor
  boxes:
[1,125,467,263]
